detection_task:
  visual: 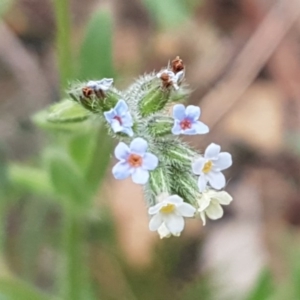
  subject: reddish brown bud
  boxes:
[82,87,94,98]
[171,56,184,74]
[160,72,172,88]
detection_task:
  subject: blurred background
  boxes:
[1,0,300,299]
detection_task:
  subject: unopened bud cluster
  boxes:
[68,57,233,238]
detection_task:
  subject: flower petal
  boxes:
[157,223,172,239]
[192,157,205,175]
[207,171,226,190]
[114,142,130,160]
[149,213,163,231]
[142,153,158,170]
[205,201,224,220]
[121,113,133,126]
[198,175,208,192]
[171,122,182,135]
[198,193,211,211]
[164,214,184,235]
[205,143,221,159]
[148,203,164,215]
[177,202,196,217]
[122,127,134,137]
[167,195,183,205]
[194,121,209,134]
[111,119,123,133]
[209,191,233,205]
[185,105,200,120]
[97,78,113,90]
[173,104,186,120]
[200,211,206,225]
[104,109,115,122]
[131,167,149,184]
[182,127,198,135]
[112,161,131,180]
[130,138,148,155]
[213,153,232,171]
[115,99,128,115]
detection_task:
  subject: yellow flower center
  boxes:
[160,203,175,214]
[202,160,213,174]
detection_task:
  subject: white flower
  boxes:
[157,69,184,90]
[148,194,196,237]
[197,190,233,225]
[192,143,232,192]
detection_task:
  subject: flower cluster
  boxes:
[67,56,233,239]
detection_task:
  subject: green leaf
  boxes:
[47,100,91,123]
[79,8,114,79]
[32,109,90,132]
[44,149,91,208]
[142,0,189,30]
[245,269,274,300]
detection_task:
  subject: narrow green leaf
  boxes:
[79,8,114,79]
[53,0,73,93]
[245,269,274,300]
[47,100,91,123]
[142,0,189,30]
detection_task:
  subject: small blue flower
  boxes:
[87,78,113,91]
[104,99,134,137]
[112,138,159,184]
[172,104,209,135]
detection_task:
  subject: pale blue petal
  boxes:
[185,105,200,120]
[194,121,209,134]
[130,138,148,155]
[121,113,133,126]
[112,161,131,179]
[198,175,208,192]
[205,143,221,159]
[173,104,186,120]
[182,127,197,135]
[142,153,158,170]
[149,213,163,231]
[207,171,226,190]
[164,214,184,235]
[111,120,123,133]
[115,99,128,115]
[213,153,232,171]
[122,127,134,137]
[104,109,115,123]
[131,167,149,184]
[114,142,130,160]
[192,157,205,175]
[86,80,97,88]
[171,122,182,135]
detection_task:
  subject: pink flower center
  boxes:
[113,115,122,125]
[180,118,192,130]
[127,154,143,167]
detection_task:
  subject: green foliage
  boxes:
[245,269,274,300]
[44,148,91,209]
[141,0,189,30]
[0,278,57,300]
[47,100,91,123]
[79,8,114,79]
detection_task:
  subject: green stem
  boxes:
[53,0,73,95]
[61,206,85,300]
